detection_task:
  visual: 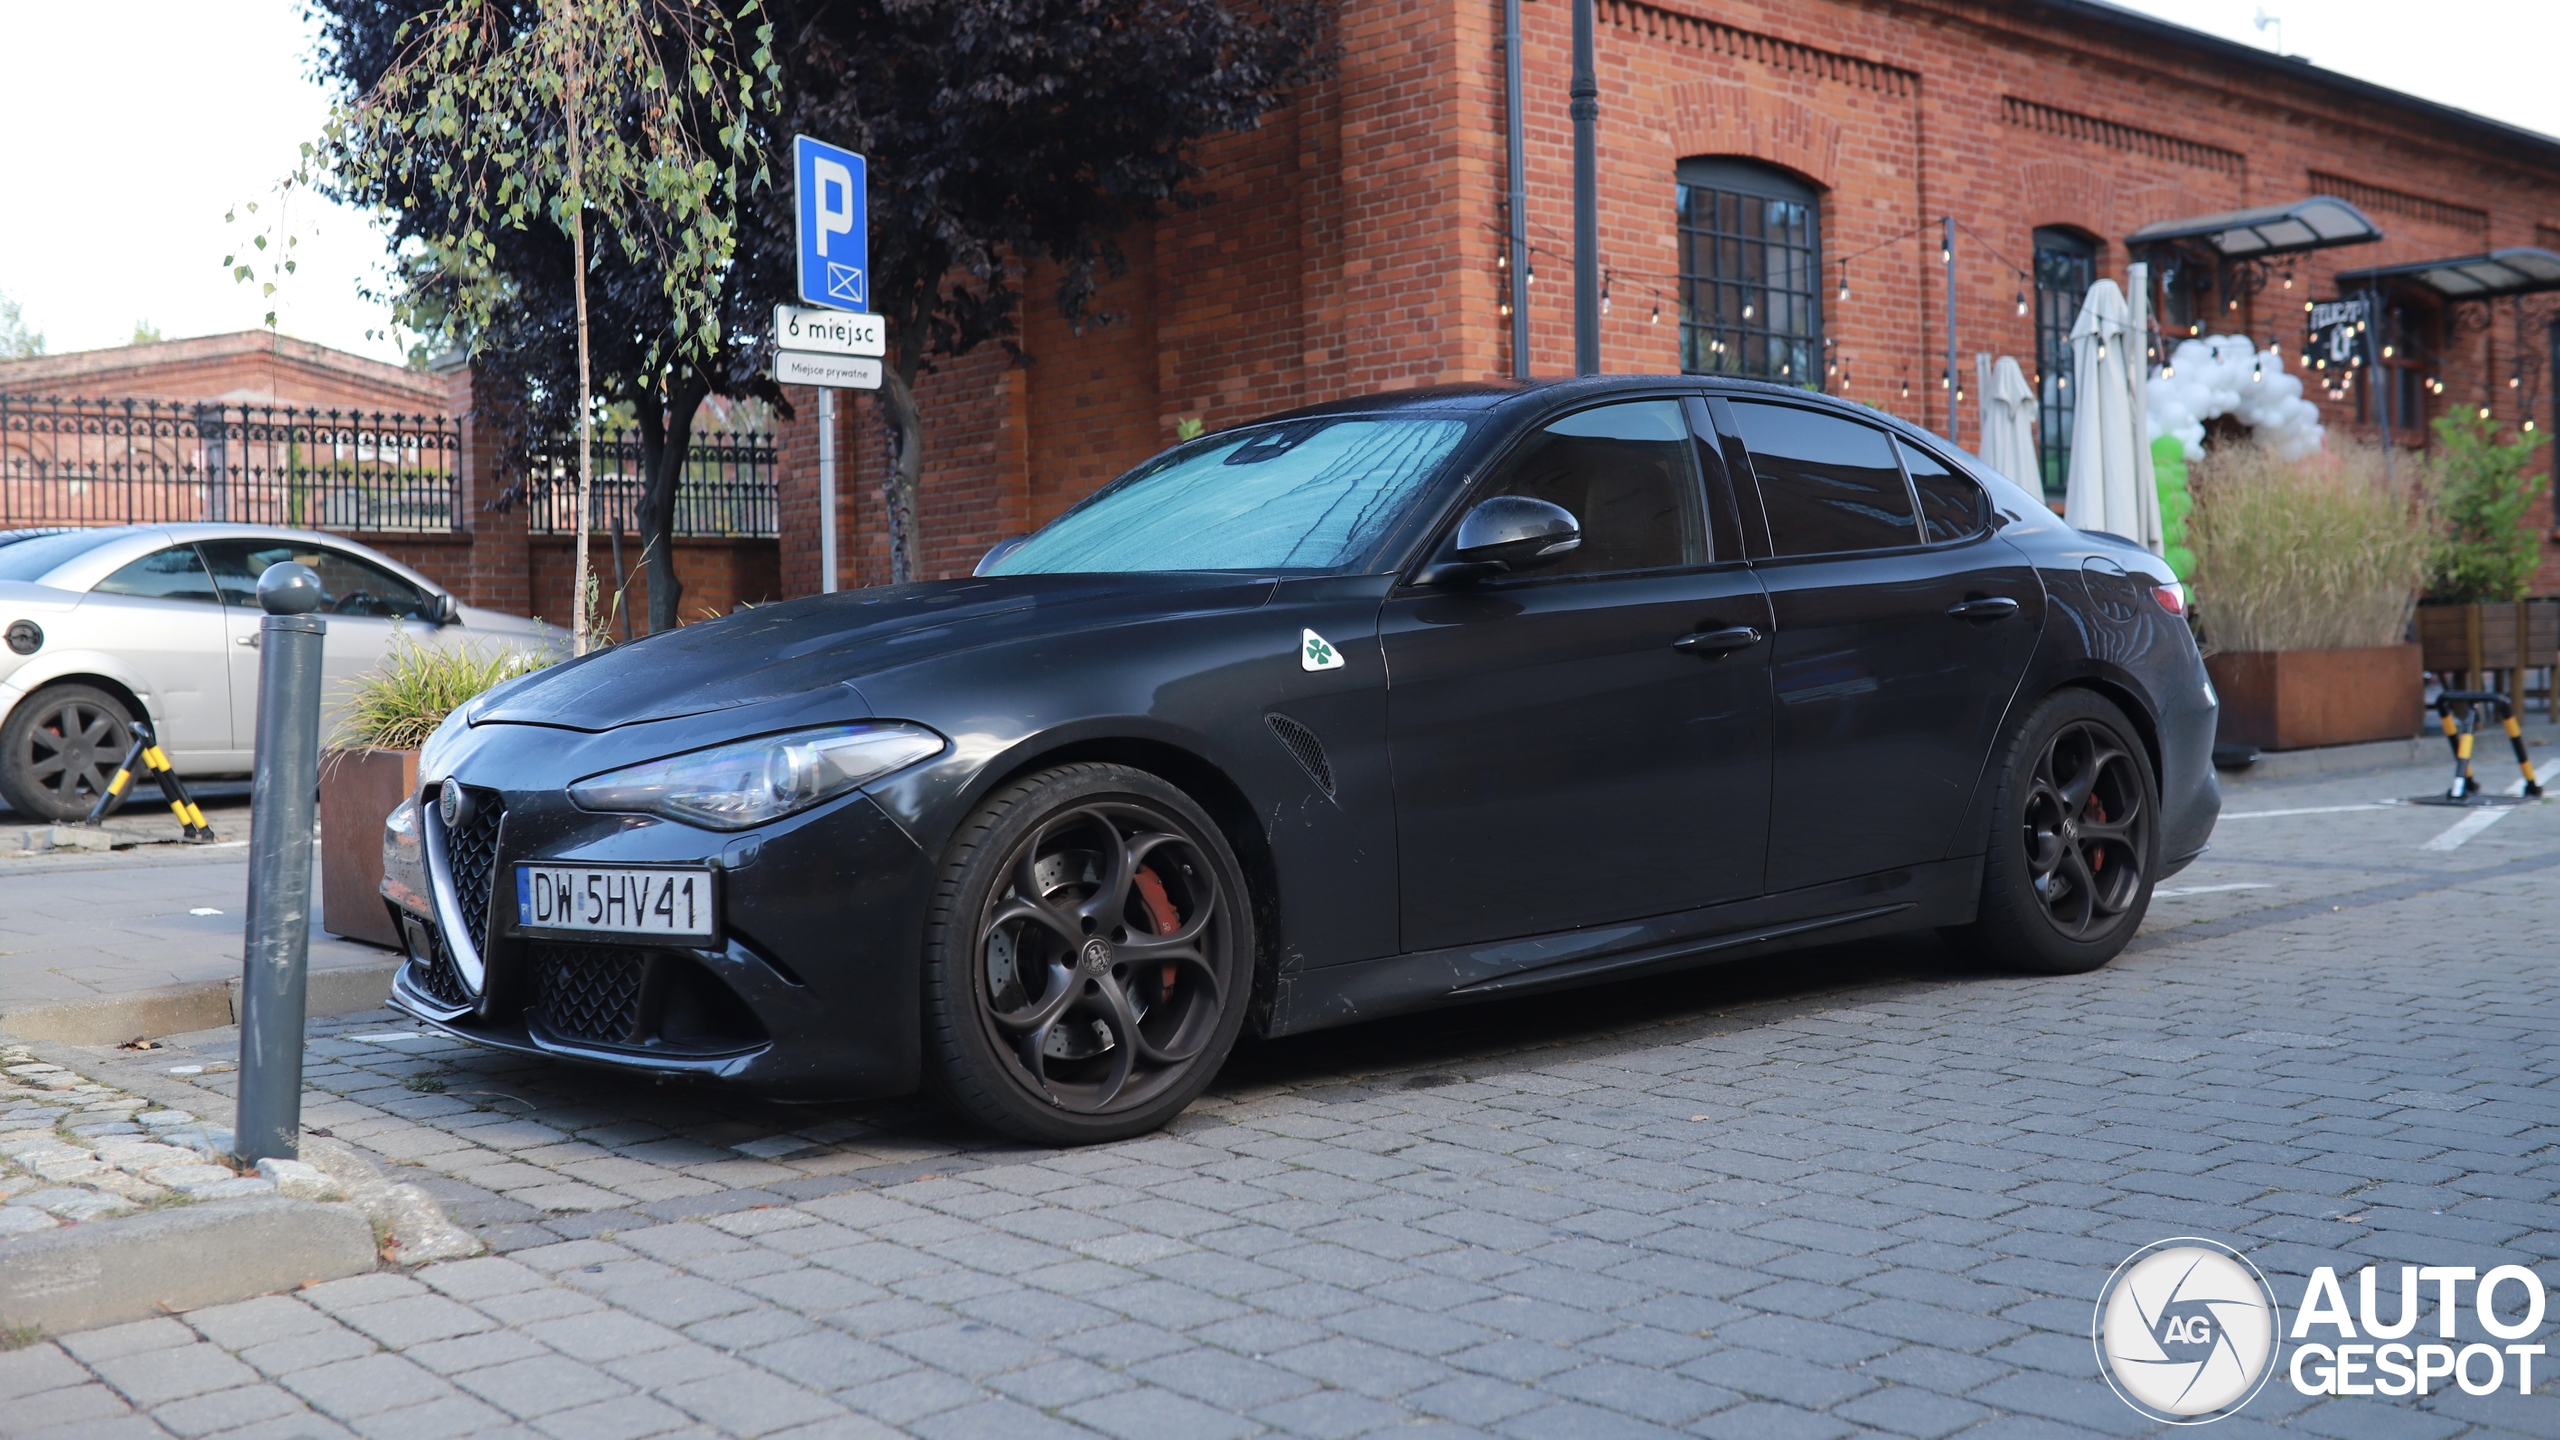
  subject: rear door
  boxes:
[1720,399,2042,893]
[80,543,233,756]
[1382,396,1774,951]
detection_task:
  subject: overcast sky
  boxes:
[0,0,2551,367]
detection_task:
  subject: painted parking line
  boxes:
[2155,883,2273,897]
[2419,778,2538,852]
[2217,803,2397,819]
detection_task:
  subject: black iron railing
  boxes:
[523,429,779,539]
[0,393,462,532]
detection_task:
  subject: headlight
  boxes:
[568,723,946,830]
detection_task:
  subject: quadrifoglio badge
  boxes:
[2095,1239,2551,1422]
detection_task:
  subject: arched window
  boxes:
[1677,159,1822,386]
[2033,227,2097,498]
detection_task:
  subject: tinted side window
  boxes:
[201,540,431,619]
[1481,400,1708,576]
[1898,438,1986,543]
[92,545,220,604]
[1729,402,1917,556]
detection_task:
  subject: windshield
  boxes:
[988,417,1470,575]
[0,529,126,584]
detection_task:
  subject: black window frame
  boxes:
[2032,227,2098,501]
[1676,159,1824,389]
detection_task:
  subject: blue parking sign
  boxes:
[794,135,868,312]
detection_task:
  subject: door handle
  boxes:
[1673,624,1765,657]
[1946,596,2021,621]
[236,633,260,648]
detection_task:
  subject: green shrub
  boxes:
[2425,410,2549,604]
[2187,439,2433,653]
[333,636,552,752]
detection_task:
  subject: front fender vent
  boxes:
[1266,713,1336,797]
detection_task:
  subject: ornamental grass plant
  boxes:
[332,635,552,752]
[2186,438,2434,654]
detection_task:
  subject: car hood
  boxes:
[475,572,1279,731]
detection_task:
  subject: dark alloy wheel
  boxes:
[1950,689,2158,974]
[0,684,135,822]
[923,764,1252,1142]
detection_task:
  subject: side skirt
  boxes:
[1265,856,1982,1038]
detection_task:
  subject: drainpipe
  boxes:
[1571,0,1598,375]
[1506,0,1530,379]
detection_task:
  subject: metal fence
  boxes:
[0,393,462,532]
[524,429,779,538]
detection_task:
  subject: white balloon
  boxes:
[2144,335,2324,461]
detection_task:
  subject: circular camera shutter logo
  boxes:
[2093,1238,2281,1423]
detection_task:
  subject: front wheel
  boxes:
[1948,689,2158,974]
[921,763,1254,1143]
[0,684,135,822]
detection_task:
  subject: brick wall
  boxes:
[774,0,2560,595]
[0,331,447,415]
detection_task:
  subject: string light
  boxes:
[1901,375,1911,399]
[2511,372,2523,389]
[1649,301,1660,325]
[2251,359,2263,383]
[2480,405,2493,420]
[2382,345,2394,358]
[1601,275,1612,316]
[1742,303,1754,320]
[1838,270,1850,303]
[2015,290,2028,317]
[2304,300,2315,313]
[1525,266,1535,287]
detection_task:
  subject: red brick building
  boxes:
[776,0,2560,595]
[0,330,448,415]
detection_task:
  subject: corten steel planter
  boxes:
[319,747,417,947]
[2205,644,2424,751]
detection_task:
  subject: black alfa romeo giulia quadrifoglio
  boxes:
[383,376,2219,1141]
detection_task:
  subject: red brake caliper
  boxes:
[1134,868,1182,992]
[2087,796,2108,871]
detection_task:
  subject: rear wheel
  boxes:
[0,684,135,822]
[1948,689,2157,974]
[921,763,1253,1143]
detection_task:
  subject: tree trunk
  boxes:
[633,370,709,633]
[879,361,924,584]
[564,40,593,656]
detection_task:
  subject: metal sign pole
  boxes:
[234,562,326,1165]
[819,386,838,594]
[1505,0,1530,380]
[1570,0,1598,376]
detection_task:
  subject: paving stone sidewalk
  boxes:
[6,755,2557,1439]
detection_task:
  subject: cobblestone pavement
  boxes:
[7,753,2558,1440]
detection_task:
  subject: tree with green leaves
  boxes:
[764,0,1327,580]
[2425,409,2551,604]
[283,0,779,648]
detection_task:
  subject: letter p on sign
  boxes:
[794,134,869,312]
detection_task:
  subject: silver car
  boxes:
[0,524,556,820]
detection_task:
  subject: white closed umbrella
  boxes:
[2062,279,2163,553]
[1975,355,2040,490]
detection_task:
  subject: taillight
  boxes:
[2152,583,2187,616]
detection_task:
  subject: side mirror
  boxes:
[974,534,1029,576]
[431,593,463,626]
[1416,496,1581,585]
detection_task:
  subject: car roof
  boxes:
[1,523,454,597]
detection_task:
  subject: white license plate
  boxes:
[515,866,716,940]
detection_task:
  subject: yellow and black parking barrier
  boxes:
[82,719,217,840]
[2420,689,2544,807]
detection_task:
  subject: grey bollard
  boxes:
[235,562,326,1165]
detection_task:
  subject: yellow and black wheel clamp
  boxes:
[81,719,217,840]
[2431,689,2544,804]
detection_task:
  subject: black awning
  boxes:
[2125,195,2383,258]
[2334,247,2560,299]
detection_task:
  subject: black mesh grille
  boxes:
[1267,713,1335,795]
[407,924,471,1008]
[441,788,503,954]
[535,945,647,1045]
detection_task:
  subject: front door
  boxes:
[1383,397,1775,953]
[1722,399,2043,893]
[202,538,440,743]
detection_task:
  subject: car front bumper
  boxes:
[381,721,937,1100]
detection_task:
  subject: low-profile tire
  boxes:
[0,684,135,822]
[1946,688,2159,975]
[921,763,1255,1144]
